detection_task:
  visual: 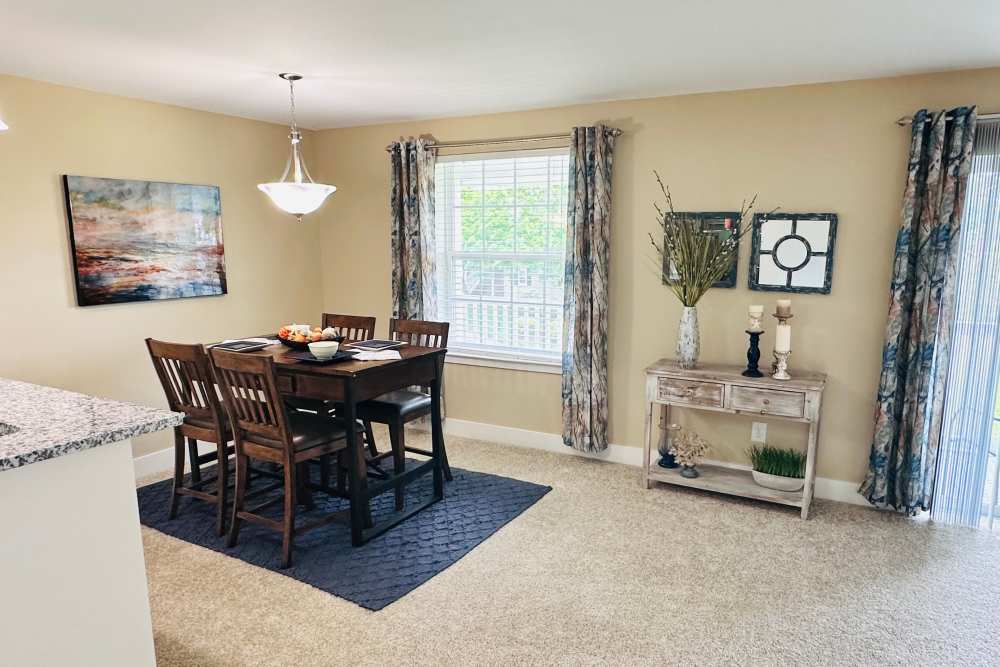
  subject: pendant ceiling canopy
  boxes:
[257,73,335,222]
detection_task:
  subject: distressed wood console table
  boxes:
[642,360,826,518]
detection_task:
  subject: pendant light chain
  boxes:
[288,77,298,136]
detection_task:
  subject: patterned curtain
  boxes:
[389,138,436,320]
[860,107,977,513]
[562,125,620,453]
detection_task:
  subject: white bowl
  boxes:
[751,470,804,492]
[308,340,340,360]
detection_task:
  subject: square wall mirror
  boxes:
[662,212,740,289]
[749,212,837,294]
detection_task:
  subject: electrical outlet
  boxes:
[751,422,767,443]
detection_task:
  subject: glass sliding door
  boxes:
[932,119,1000,528]
[987,389,1000,528]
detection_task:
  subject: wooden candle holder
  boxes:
[743,330,764,378]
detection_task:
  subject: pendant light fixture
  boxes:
[257,73,336,221]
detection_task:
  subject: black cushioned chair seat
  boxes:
[247,413,347,452]
[358,390,432,421]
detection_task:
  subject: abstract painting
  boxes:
[64,176,226,306]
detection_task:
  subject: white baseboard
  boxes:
[133,419,869,507]
[133,440,215,481]
[436,418,869,507]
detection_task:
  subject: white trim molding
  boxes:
[133,439,215,481]
[433,418,870,507]
[445,353,562,375]
[132,418,868,507]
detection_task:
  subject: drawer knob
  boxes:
[760,408,768,415]
[762,399,770,405]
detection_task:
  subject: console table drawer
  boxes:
[657,378,724,407]
[731,385,804,418]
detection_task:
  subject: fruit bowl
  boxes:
[278,337,311,351]
[277,334,343,351]
[277,325,343,351]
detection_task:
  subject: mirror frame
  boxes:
[748,212,838,294]
[662,211,740,289]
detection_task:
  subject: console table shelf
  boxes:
[646,462,804,508]
[642,359,826,518]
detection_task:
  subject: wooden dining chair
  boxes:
[146,339,234,536]
[285,314,373,417]
[321,313,376,342]
[309,313,380,485]
[321,312,377,446]
[210,348,348,568]
[358,318,452,510]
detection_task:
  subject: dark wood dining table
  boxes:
[240,341,447,546]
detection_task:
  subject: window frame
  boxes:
[432,146,570,372]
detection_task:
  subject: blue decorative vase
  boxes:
[657,423,680,469]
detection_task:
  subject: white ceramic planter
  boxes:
[751,470,804,492]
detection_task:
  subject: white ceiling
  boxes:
[1,1,998,129]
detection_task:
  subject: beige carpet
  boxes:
[141,430,1000,666]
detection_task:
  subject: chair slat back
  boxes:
[209,349,289,447]
[390,319,449,349]
[146,339,223,425]
[321,313,376,342]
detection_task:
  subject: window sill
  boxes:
[444,352,562,375]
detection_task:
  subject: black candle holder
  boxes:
[743,329,764,377]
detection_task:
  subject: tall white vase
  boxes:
[676,306,700,369]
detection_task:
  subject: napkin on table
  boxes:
[352,350,402,361]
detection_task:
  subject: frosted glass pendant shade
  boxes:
[258,181,336,218]
[257,73,336,222]
[0,119,8,131]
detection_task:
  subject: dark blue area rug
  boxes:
[137,460,550,610]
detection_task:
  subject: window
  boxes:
[433,148,569,368]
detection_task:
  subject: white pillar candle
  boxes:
[748,305,764,316]
[776,299,792,317]
[774,323,792,352]
[747,304,764,332]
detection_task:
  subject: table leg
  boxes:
[429,361,445,499]
[296,462,314,509]
[342,383,371,546]
[801,414,820,520]
[642,400,653,489]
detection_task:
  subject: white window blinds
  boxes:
[433,148,570,363]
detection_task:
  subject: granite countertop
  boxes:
[0,378,183,472]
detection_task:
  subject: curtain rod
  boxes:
[385,133,569,152]
[385,129,622,152]
[896,112,1000,126]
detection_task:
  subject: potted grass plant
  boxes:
[647,173,758,369]
[747,445,806,492]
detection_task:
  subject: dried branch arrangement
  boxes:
[647,172,761,306]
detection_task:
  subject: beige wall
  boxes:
[313,68,1000,484]
[0,76,324,456]
[3,69,998,476]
